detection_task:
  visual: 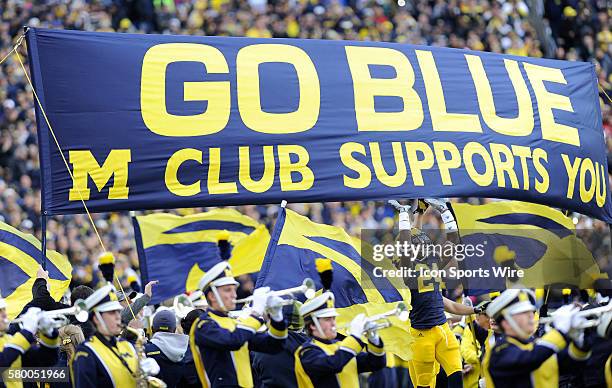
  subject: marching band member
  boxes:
[70,284,160,387]
[484,289,592,388]
[180,309,205,388]
[145,309,189,388]
[391,198,480,388]
[252,301,309,388]
[0,296,60,388]
[294,292,386,387]
[597,310,611,386]
[190,261,287,387]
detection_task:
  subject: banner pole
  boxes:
[41,213,47,270]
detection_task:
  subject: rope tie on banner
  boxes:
[9,35,137,322]
[0,32,25,66]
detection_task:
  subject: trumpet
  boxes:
[13,299,89,329]
[357,302,409,337]
[226,299,296,320]
[234,278,316,304]
[539,302,612,329]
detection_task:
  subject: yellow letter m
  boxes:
[68,150,131,201]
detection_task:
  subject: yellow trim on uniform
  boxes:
[84,336,138,387]
[605,355,611,388]
[38,333,59,348]
[146,351,161,356]
[314,339,359,387]
[69,350,88,387]
[7,332,31,353]
[568,342,590,361]
[268,323,287,339]
[295,338,362,388]
[236,315,262,331]
[539,329,566,350]
[209,312,254,387]
[339,335,363,354]
[506,337,533,351]
[482,331,496,388]
[367,341,384,356]
[495,337,560,388]
[294,345,315,388]
[189,318,210,388]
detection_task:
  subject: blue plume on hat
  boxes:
[217,231,232,261]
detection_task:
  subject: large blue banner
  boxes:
[26,28,612,221]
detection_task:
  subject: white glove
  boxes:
[423,198,449,213]
[140,357,160,376]
[569,329,585,348]
[251,287,270,317]
[424,198,457,232]
[597,310,611,339]
[348,313,366,338]
[20,307,41,335]
[388,200,413,230]
[37,315,56,337]
[551,304,580,335]
[265,295,284,322]
[568,313,590,347]
[364,320,381,345]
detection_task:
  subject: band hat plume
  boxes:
[97,252,116,265]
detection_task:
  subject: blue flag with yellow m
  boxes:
[453,200,608,295]
[133,209,270,304]
[0,222,72,319]
[257,207,412,360]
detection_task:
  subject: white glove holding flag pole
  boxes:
[20,307,41,335]
[140,357,161,376]
[424,198,457,232]
[250,287,270,317]
[265,295,284,322]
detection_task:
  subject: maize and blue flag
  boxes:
[0,222,72,319]
[256,207,412,360]
[132,208,270,304]
[453,200,608,295]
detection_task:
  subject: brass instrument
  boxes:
[350,302,409,337]
[234,278,316,304]
[539,301,612,329]
[126,327,167,388]
[13,299,89,329]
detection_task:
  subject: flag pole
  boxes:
[41,213,47,270]
[255,200,287,288]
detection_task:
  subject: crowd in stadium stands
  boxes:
[0,0,610,290]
